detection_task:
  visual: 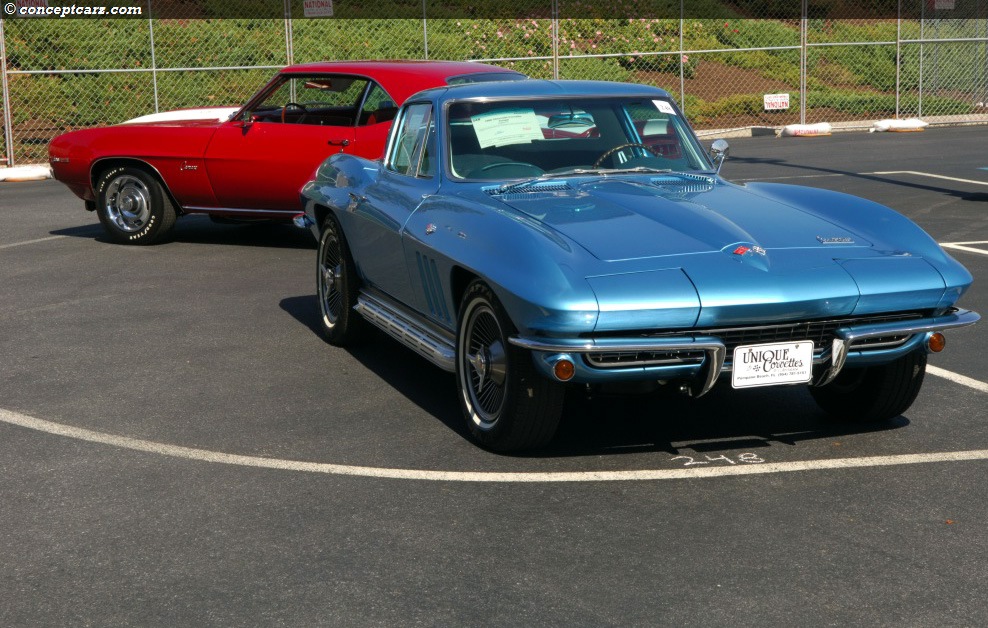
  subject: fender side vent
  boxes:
[416,252,451,323]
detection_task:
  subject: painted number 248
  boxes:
[671,453,765,466]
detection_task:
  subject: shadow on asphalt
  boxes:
[279,293,467,436]
[280,294,908,459]
[543,384,908,459]
[51,215,316,249]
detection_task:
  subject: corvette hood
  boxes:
[495,177,870,262]
[493,177,949,325]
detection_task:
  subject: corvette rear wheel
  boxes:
[810,350,927,422]
[317,214,367,346]
[456,281,564,451]
[95,166,177,245]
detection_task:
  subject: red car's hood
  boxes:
[120,106,240,126]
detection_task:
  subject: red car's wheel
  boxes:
[95,166,177,245]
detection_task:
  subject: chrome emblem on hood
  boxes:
[733,245,766,256]
[817,236,854,244]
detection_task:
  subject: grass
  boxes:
[3,16,985,163]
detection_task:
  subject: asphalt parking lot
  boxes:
[1,125,987,626]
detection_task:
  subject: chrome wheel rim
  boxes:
[460,302,508,430]
[318,227,344,329]
[104,175,151,233]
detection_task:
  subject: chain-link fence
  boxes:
[2,3,987,165]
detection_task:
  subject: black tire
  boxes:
[95,166,177,244]
[317,213,368,346]
[810,350,927,422]
[456,281,565,451]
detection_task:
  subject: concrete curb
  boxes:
[696,114,988,139]
[0,164,53,182]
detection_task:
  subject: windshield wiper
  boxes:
[584,166,673,175]
[495,174,568,194]
[494,167,673,194]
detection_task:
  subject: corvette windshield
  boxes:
[447,97,713,180]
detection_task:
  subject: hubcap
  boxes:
[104,175,151,233]
[461,303,508,429]
[318,229,344,327]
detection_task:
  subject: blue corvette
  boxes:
[298,79,978,451]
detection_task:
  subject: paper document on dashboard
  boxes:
[471,109,544,148]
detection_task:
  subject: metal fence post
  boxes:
[551,0,559,80]
[919,2,925,117]
[895,1,901,118]
[0,18,13,167]
[800,0,808,125]
[422,0,429,59]
[983,12,987,109]
[149,0,159,113]
[679,0,685,111]
[284,0,294,66]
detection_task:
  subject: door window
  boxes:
[246,75,371,126]
[359,84,399,126]
[386,103,435,178]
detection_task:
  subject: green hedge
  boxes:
[4,17,986,164]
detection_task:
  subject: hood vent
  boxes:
[650,172,715,193]
[484,181,573,199]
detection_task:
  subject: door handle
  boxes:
[347,192,365,212]
[328,139,351,151]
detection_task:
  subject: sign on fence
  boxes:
[763,93,790,111]
[303,0,333,17]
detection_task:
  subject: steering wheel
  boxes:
[281,102,308,124]
[593,142,660,168]
[475,162,545,178]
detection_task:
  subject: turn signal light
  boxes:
[928,332,946,353]
[553,359,576,382]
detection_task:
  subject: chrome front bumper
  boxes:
[510,308,980,396]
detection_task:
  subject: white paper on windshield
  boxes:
[471,109,544,149]
[653,100,677,115]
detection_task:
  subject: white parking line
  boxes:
[733,170,988,186]
[870,171,988,187]
[941,242,988,257]
[1,406,987,483]
[731,174,847,182]
[928,366,988,394]
[0,235,66,250]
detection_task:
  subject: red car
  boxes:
[48,60,524,244]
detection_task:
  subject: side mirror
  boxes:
[233,116,255,135]
[710,139,729,174]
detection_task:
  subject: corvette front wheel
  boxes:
[95,166,177,245]
[456,281,564,451]
[810,350,927,422]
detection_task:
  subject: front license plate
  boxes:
[731,340,814,389]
